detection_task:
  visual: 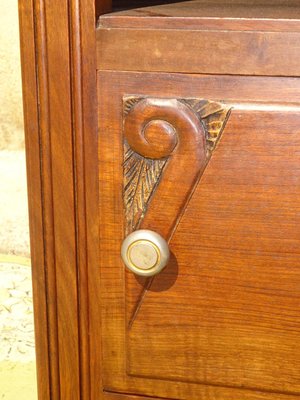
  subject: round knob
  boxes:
[121,229,170,277]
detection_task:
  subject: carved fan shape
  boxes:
[124,142,167,234]
[182,99,231,155]
[123,97,231,235]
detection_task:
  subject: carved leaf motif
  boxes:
[124,97,140,117]
[124,141,167,234]
[123,97,231,235]
[183,99,231,155]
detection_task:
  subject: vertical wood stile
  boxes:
[18,0,99,398]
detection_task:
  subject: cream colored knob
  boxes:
[121,230,170,277]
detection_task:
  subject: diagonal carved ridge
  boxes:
[123,97,232,236]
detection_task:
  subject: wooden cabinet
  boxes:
[19,1,300,399]
[97,71,300,400]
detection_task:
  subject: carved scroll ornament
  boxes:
[123,97,231,236]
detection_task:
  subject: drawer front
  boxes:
[97,28,300,76]
[94,71,300,400]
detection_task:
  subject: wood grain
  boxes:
[97,27,300,76]
[18,2,51,398]
[98,70,300,400]
[123,97,231,323]
[20,1,300,398]
[123,97,231,235]
[103,391,177,400]
[18,0,98,399]
[100,0,300,32]
[128,110,300,393]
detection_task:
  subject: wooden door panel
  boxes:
[128,112,300,394]
[97,71,300,400]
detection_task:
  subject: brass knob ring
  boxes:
[121,230,170,277]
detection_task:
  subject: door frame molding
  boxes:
[18,1,103,398]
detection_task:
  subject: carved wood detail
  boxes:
[123,97,231,235]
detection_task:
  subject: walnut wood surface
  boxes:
[123,97,231,321]
[103,392,166,399]
[105,0,300,19]
[97,28,300,76]
[98,70,300,400]
[19,0,300,399]
[123,97,230,235]
[18,0,98,399]
[18,3,50,398]
[97,0,300,75]
[128,111,300,392]
[124,97,207,238]
[100,0,300,31]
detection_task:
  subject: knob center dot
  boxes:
[128,241,159,270]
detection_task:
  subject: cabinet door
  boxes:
[95,71,300,400]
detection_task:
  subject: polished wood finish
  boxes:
[98,70,300,399]
[122,96,230,309]
[18,0,98,399]
[123,97,230,236]
[97,2,300,75]
[19,0,300,399]
[100,0,300,31]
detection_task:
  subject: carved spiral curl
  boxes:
[123,96,232,326]
[124,98,206,160]
[124,97,207,240]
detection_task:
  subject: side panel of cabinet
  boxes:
[18,1,98,399]
[96,70,300,400]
